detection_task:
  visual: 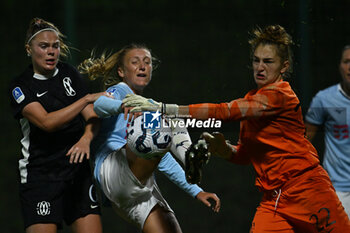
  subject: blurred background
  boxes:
[1,0,350,232]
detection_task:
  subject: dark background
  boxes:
[1,0,349,232]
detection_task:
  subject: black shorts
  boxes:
[19,168,101,229]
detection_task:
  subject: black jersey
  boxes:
[9,62,89,183]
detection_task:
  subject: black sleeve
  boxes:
[8,78,37,119]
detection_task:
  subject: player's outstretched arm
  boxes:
[122,94,181,115]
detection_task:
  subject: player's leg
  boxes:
[143,204,182,233]
[26,223,57,233]
[250,205,294,233]
[100,149,176,231]
[125,144,162,184]
[71,214,102,233]
[336,191,350,217]
[20,181,65,233]
[267,165,350,233]
[288,166,350,232]
[184,137,210,184]
[64,163,102,233]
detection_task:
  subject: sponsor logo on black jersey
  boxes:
[63,77,76,96]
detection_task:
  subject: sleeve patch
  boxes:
[12,87,25,104]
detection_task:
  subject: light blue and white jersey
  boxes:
[306,84,350,191]
[92,82,202,197]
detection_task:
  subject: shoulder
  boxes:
[9,65,33,91]
[313,84,338,101]
[106,82,133,95]
[316,84,338,96]
[258,81,295,98]
[56,62,80,78]
[57,61,76,71]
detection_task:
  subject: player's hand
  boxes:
[66,137,91,164]
[196,191,221,213]
[85,91,114,104]
[201,132,236,160]
[122,94,161,113]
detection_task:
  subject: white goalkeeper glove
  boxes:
[122,94,179,115]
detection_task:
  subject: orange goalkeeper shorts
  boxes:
[250,165,350,233]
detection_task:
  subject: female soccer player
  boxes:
[8,18,106,233]
[123,25,350,232]
[79,43,220,233]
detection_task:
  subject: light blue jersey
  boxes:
[306,84,350,191]
[92,82,202,197]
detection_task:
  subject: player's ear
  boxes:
[117,67,125,78]
[280,60,289,75]
[25,44,31,57]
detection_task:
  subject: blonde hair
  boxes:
[25,17,69,58]
[249,25,293,78]
[79,44,157,89]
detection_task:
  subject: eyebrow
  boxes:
[38,40,59,44]
[253,56,274,60]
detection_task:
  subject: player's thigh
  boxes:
[26,223,57,233]
[71,214,102,233]
[336,191,350,217]
[250,206,294,233]
[20,181,65,230]
[63,167,101,226]
[143,204,182,233]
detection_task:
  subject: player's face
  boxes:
[253,44,289,89]
[339,48,350,88]
[26,31,60,75]
[118,48,152,94]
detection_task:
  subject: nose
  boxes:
[47,46,55,56]
[139,62,146,71]
[257,61,265,71]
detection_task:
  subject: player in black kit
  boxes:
[8,18,108,233]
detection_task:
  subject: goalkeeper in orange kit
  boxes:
[123,25,350,232]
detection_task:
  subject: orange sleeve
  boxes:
[188,89,285,121]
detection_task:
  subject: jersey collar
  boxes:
[33,68,59,80]
[338,83,350,100]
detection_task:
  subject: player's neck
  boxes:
[340,81,350,97]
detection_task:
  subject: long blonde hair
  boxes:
[79,44,157,89]
[249,25,293,78]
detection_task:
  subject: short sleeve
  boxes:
[305,93,326,126]
[9,80,36,119]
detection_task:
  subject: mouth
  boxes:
[46,59,56,65]
[137,73,147,78]
[256,73,265,80]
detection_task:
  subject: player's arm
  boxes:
[304,122,319,142]
[66,104,101,163]
[93,96,123,118]
[158,153,220,212]
[22,92,107,132]
[122,90,284,121]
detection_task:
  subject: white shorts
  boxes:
[99,148,173,229]
[336,190,350,218]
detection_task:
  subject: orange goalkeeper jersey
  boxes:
[189,81,320,191]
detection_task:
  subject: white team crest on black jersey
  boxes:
[36,201,51,216]
[63,77,76,96]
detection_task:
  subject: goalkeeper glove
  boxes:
[122,94,179,115]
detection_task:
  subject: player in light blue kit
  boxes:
[305,45,350,216]
[79,44,220,233]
